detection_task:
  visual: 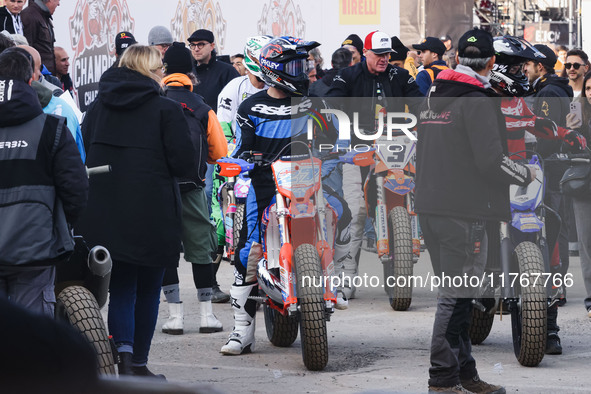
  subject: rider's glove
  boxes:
[564,130,587,151]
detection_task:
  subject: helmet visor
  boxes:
[283,58,308,77]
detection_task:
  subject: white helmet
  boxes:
[243,35,273,79]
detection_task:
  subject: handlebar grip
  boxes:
[86,165,112,177]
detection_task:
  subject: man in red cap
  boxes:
[327,30,422,299]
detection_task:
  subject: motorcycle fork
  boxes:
[374,173,390,261]
[275,192,297,311]
[314,182,336,305]
[537,206,553,299]
[500,221,517,299]
[225,176,237,263]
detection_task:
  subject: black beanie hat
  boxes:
[390,36,409,61]
[341,34,363,55]
[533,44,557,68]
[163,42,193,75]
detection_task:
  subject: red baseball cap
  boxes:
[364,31,394,55]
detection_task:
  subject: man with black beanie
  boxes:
[159,42,227,335]
[341,33,364,64]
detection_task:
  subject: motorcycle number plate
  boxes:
[375,134,416,170]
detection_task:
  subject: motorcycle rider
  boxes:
[220,36,344,355]
[211,36,271,268]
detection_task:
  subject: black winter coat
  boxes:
[79,67,197,268]
[415,71,531,222]
[0,6,17,34]
[192,52,238,112]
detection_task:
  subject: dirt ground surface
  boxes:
[137,250,591,393]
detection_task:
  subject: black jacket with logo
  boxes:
[0,79,88,266]
[530,73,573,158]
[415,70,531,222]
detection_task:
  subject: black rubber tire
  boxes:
[511,242,547,367]
[388,206,413,311]
[264,304,299,347]
[56,286,116,375]
[469,305,495,345]
[294,244,328,371]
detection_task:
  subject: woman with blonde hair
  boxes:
[79,44,196,378]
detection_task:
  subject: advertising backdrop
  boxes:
[39,0,400,110]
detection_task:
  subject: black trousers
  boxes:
[420,214,487,387]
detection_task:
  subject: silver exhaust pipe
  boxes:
[256,259,284,305]
[87,246,112,277]
[85,245,112,309]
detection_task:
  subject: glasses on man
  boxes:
[189,42,209,50]
[564,62,584,70]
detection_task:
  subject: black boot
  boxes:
[118,352,133,376]
[131,365,167,380]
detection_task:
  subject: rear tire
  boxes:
[56,286,116,375]
[388,206,413,311]
[511,242,547,367]
[469,302,495,345]
[294,244,328,371]
[264,304,298,347]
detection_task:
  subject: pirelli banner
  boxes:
[36,0,401,111]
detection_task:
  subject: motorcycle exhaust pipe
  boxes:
[84,246,112,309]
[256,259,285,305]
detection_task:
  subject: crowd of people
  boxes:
[2,1,591,393]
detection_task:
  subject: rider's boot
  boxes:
[161,302,184,335]
[342,252,358,299]
[545,304,562,355]
[220,283,257,355]
[333,239,351,309]
[199,287,223,333]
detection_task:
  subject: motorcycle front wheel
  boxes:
[56,285,116,375]
[387,206,413,311]
[510,241,547,367]
[294,243,328,371]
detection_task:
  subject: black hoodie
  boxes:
[415,69,531,222]
[530,73,573,161]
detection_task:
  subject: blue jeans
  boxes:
[108,261,165,366]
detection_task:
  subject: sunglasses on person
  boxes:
[564,62,584,70]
